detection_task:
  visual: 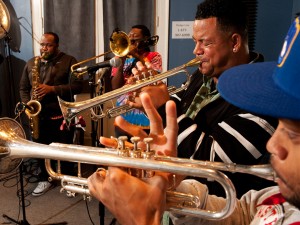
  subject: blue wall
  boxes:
[0,0,33,117]
[168,0,300,87]
[1,0,300,116]
[5,0,33,61]
[255,1,294,61]
[168,0,200,86]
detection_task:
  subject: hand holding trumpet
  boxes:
[89,93,179,225]
[88,167,169,225]
[125,61,170,111]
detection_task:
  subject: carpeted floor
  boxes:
[0,159,117,225]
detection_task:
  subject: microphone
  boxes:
[74,57,122,73]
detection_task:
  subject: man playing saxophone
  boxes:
[19,32,82,196]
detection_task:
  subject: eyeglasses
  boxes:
[40,43,56,48]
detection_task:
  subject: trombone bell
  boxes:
[110,31,130,57]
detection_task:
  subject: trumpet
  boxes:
[0,117,276,220]
[59,57,201,125]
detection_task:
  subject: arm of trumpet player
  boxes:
[126,61,170,110]
[169,179,253,225]
[98,92,174,155]
[115,92,177,156]
[111,56,126,90]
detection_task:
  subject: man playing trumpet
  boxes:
[106,0,278,199]
[88,13,300,225]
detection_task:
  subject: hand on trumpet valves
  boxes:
[101,93,178,157]
[123,61,170,110]
[87,166,169,225]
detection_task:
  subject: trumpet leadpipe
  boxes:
[155,156,276,181]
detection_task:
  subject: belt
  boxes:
[50,115,63,120]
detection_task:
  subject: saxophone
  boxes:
[25,55,43,140]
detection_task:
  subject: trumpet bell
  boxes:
[109,30,130,57]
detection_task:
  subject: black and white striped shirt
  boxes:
[161,57,278,197]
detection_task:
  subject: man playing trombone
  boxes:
[88,13,300,225]
[111,25,162,137]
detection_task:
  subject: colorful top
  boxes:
[111,51,162,128]
[169,181,300,225]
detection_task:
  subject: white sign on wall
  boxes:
[172,21,193,39]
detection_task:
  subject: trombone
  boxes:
[70,30,159,77]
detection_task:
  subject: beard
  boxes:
[283,192,300,210]
[42,52,55,60]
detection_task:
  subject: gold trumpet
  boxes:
[59,57,201,125]
[0,117,276,220]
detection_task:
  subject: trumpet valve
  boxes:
[129,136,143,178]
[130,136,140,150]
[117,136,130,157]
[142,137,155,178]
[143,137,153,153]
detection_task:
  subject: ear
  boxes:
[231,33,241,53]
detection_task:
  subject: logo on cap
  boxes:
[278,17,300,67]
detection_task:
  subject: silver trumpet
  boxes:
[0,117,276,220]
[59,57,201,125]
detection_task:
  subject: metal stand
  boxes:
[3,163,30,225]
[1,22,29,225]
[88,70,100,147]
[87,69,105,225]
[1,23,18,118]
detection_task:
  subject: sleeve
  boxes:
[169,179,254,225]
[53,56,83,100]
[111,66,118,77]
[149,52,162,73]
[203,113,277,164]
[176,109,278,197]
[19,63,31,103]
[175,101,277,162]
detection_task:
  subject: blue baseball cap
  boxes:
[217,16,300,120]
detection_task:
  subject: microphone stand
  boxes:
[1,25,29,224]
[3,163,30,225]
[1,23,18,118]
[88,69,100,148]
[87,68,105,225]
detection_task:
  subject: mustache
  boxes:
[270,157,290,188]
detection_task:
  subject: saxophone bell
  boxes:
[25,100,42,117]
[15,101,41,117]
